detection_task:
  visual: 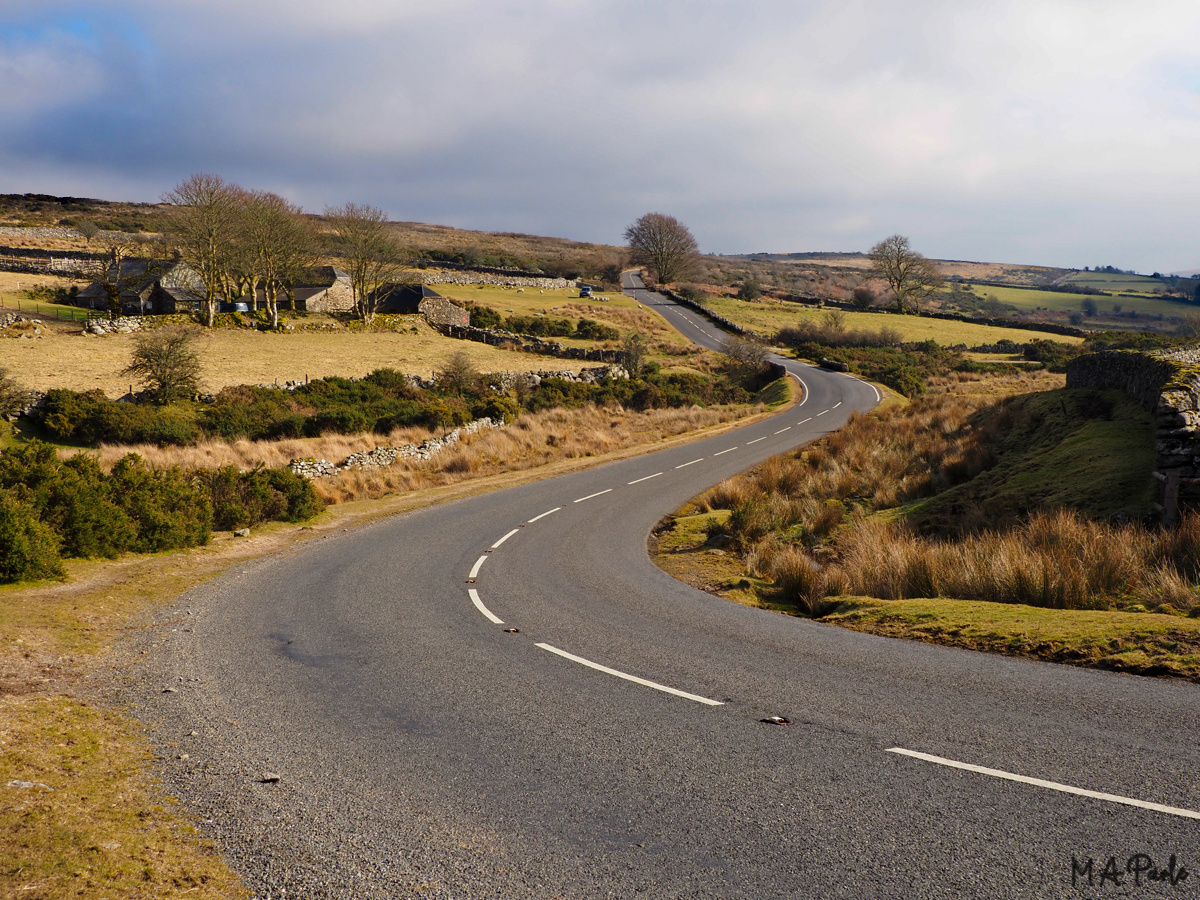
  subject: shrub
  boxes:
[467,304,502,329]
[204,466,322,531]
[0,490,63,583]
[108,455,212,552]
[574,318,620,341]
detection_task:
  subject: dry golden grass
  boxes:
[1,320,576,397]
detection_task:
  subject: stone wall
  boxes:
[419,297,469,327]
[304,282,355,313]
[1066,348,1200,521]
[432,322,623,364]
[417,268,576,290]
[288,417,500,479]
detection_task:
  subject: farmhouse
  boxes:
[77,258,206,315]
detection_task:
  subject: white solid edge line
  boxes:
[795,375,810,407]
[676,459,703,469]
[871,383,882,402]
[628,472,663,485]
[535,643,723,706]
[746,436,767,445]
[774,427,792,435]
[798,417,812,425]
[713,447,737,456]
[886,748,1200,821]
[527,507,562,524]
[574,488,613,503]
[832,401,842,409]
[491,528,520,550]
[468,588,504,625]
[468,556,488,579]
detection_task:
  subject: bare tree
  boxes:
[122,327,203,403]
[77,234,152,319]
[869,234,943,315]
[621,332,648,378]
[162,174,243,326]
[624,213,698,286]
[324,203,409,324]
[243,192,316,329]
[435,351,482,396]
[721,334,769,379]
[76,220,100,243]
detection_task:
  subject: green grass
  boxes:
[820,597,1200,680]
[911,388,1156,530]
[1064,272,1171,293]
[953,283,1192,318]
[701,296,1083,346]
[0,299,90,322]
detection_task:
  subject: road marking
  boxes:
[746,436,767,445]
[535,643,724,706]
[713,447,737,456]
[491,528,519,550]
[774,427,792,435]
[574,489,613,503]
[527,507,561,524]
[795,375,810,407]
[676,459,703,469]
[886,748,1200,821]
[469,556,488,579]
[832,401,842,409]
[628,472,662,485]
[468,588,504,625]
[816,410,828,416]
[798,417,812,425]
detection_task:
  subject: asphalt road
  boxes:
[136,276,1200,899]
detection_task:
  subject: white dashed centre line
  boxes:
[832,401,843,409]
[491,529,519,550]
[468,588,504,625]
[536,643,724,706]
[676,459,703,469]
[798,417,812,425]
[816,410,829,416]
[745,436,767,445]
[468,556,488,579]
[774,427,792,435]
[527,507,561,524]
[713,447,737,456]
[627,472,663,485]
[574,489,613,503]
[887,748,1200,821]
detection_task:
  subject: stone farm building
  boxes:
[373,284,469,326]
[77,258,206,315]
[79,262,355,315]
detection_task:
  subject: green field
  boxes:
[703,296,1083,346]
[1063,271,1171,292]
[956,284,1193,318]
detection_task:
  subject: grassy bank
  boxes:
[650,370,1200,681]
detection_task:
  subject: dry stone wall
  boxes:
[418,268,576,290]
[288,417,500,479]
[1066,348,1200,520]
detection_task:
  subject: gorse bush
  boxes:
[0,441,324,584]
[31,365,759,447]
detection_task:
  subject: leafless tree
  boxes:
[621,331,648,378]
[242,191,316,329]
[162,174,243,326]
[624,213,699,286]
[435,351,482,396]
[122,326,203,403]
[324,203,410,324]
[721,333,770,379]
[77,234,153,319]
[869,234,943,315]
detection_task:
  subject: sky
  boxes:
[1,0,1198,273]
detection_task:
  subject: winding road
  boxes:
[138,274,1200,899]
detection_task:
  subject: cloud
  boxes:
[1,0,1198,270]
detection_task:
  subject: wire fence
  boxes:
[1,300,91,323]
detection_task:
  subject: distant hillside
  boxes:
[725,250,1070,288]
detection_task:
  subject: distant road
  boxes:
[141,276,1199,899]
